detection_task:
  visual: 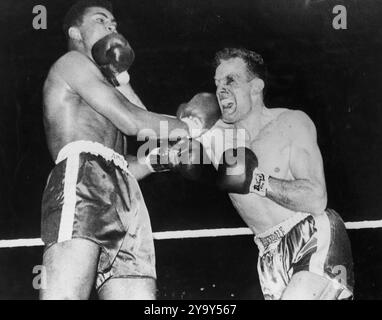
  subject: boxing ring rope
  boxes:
[0,220,381,249]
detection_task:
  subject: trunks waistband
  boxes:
[55,140,129,173]
[254,212,311,256]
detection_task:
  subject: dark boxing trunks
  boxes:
[254,209,354,300]
[41,141,156,290]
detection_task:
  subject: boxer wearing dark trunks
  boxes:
[41,141,156,292]
[41,0,219,300]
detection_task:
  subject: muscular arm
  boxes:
[266,111,327,215]
[56,51,188,139]
[172,113,326,216]
[116,83,156,179]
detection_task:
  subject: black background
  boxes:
[0,0,381,299]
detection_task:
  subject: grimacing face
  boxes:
[214,57,254,124]
[72,6,118,50]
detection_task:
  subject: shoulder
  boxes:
[43,53,81,91]
[277,109,316,134]
[59,51,91,65]
[47,51,103,89]
[51,51,96,76]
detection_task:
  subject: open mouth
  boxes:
[220,99,236,114]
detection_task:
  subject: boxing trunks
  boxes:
[41,140,156,290]
[254,209,354,300]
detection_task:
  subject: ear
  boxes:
[68,26,82,41]
[250,78,264,96]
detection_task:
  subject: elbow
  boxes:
[115,102,146,137]
[310,188,327,216]
[124,125,139,137]
[130,117,159,140]
[122,117,147,137]
[114,115,139,136]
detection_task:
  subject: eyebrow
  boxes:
[92,12,116,23]
[214,73,238,81]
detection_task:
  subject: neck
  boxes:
[68,40,92,58]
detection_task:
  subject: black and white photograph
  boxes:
[0,0,381,302]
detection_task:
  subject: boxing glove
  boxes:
[217,147,270,196]
[145,138,211,181]
[169,138,207,180]
[144,139,179,173]
[177,93,221,138]
[91,33,135,86]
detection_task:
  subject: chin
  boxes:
[221,107,238,124]
[222,115,237,124]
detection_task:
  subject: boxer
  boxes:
[150,48,354,300]
[40,0,219,300]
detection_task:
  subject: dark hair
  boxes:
[62,0,113,38]
[214,47,267,83]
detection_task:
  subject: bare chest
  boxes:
[250,121,291,178]
[44,81,123,157]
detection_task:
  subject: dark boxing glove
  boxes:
[217,147,270,196]
[169,138,207,180]
[177,92,221,138]
[91,33,135,86]
[145,138,208,181]
[144,140,179,173]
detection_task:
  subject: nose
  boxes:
[106,22,117,33]
[217,85,228,96]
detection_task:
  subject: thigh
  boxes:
[40,238,100,300]
[281,271,342,300]
[98,277,157,300]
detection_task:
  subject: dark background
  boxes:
[0,0,381,299]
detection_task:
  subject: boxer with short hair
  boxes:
[212,48,354,299]
[154,48,354,299]
[40,0,219,300]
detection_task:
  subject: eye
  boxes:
[226,76,235,85]
[96,17,105,23]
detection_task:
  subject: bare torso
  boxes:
[43,52,125,161]
[206,108,301,234]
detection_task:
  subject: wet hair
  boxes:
[62,0,113,39]
[214,47,267,83]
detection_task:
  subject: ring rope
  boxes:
[0,220,380,249]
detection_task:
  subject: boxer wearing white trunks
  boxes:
[151,48,354,299]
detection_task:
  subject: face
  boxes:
[72,7,118,50]
[214,57,254,124]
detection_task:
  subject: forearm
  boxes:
[133,108,189,139]
[117,84,186,138]
[266,177,327,215]
[125,155,152,181]
[112,90,189,139]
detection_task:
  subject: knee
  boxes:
[98,278,157,300]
